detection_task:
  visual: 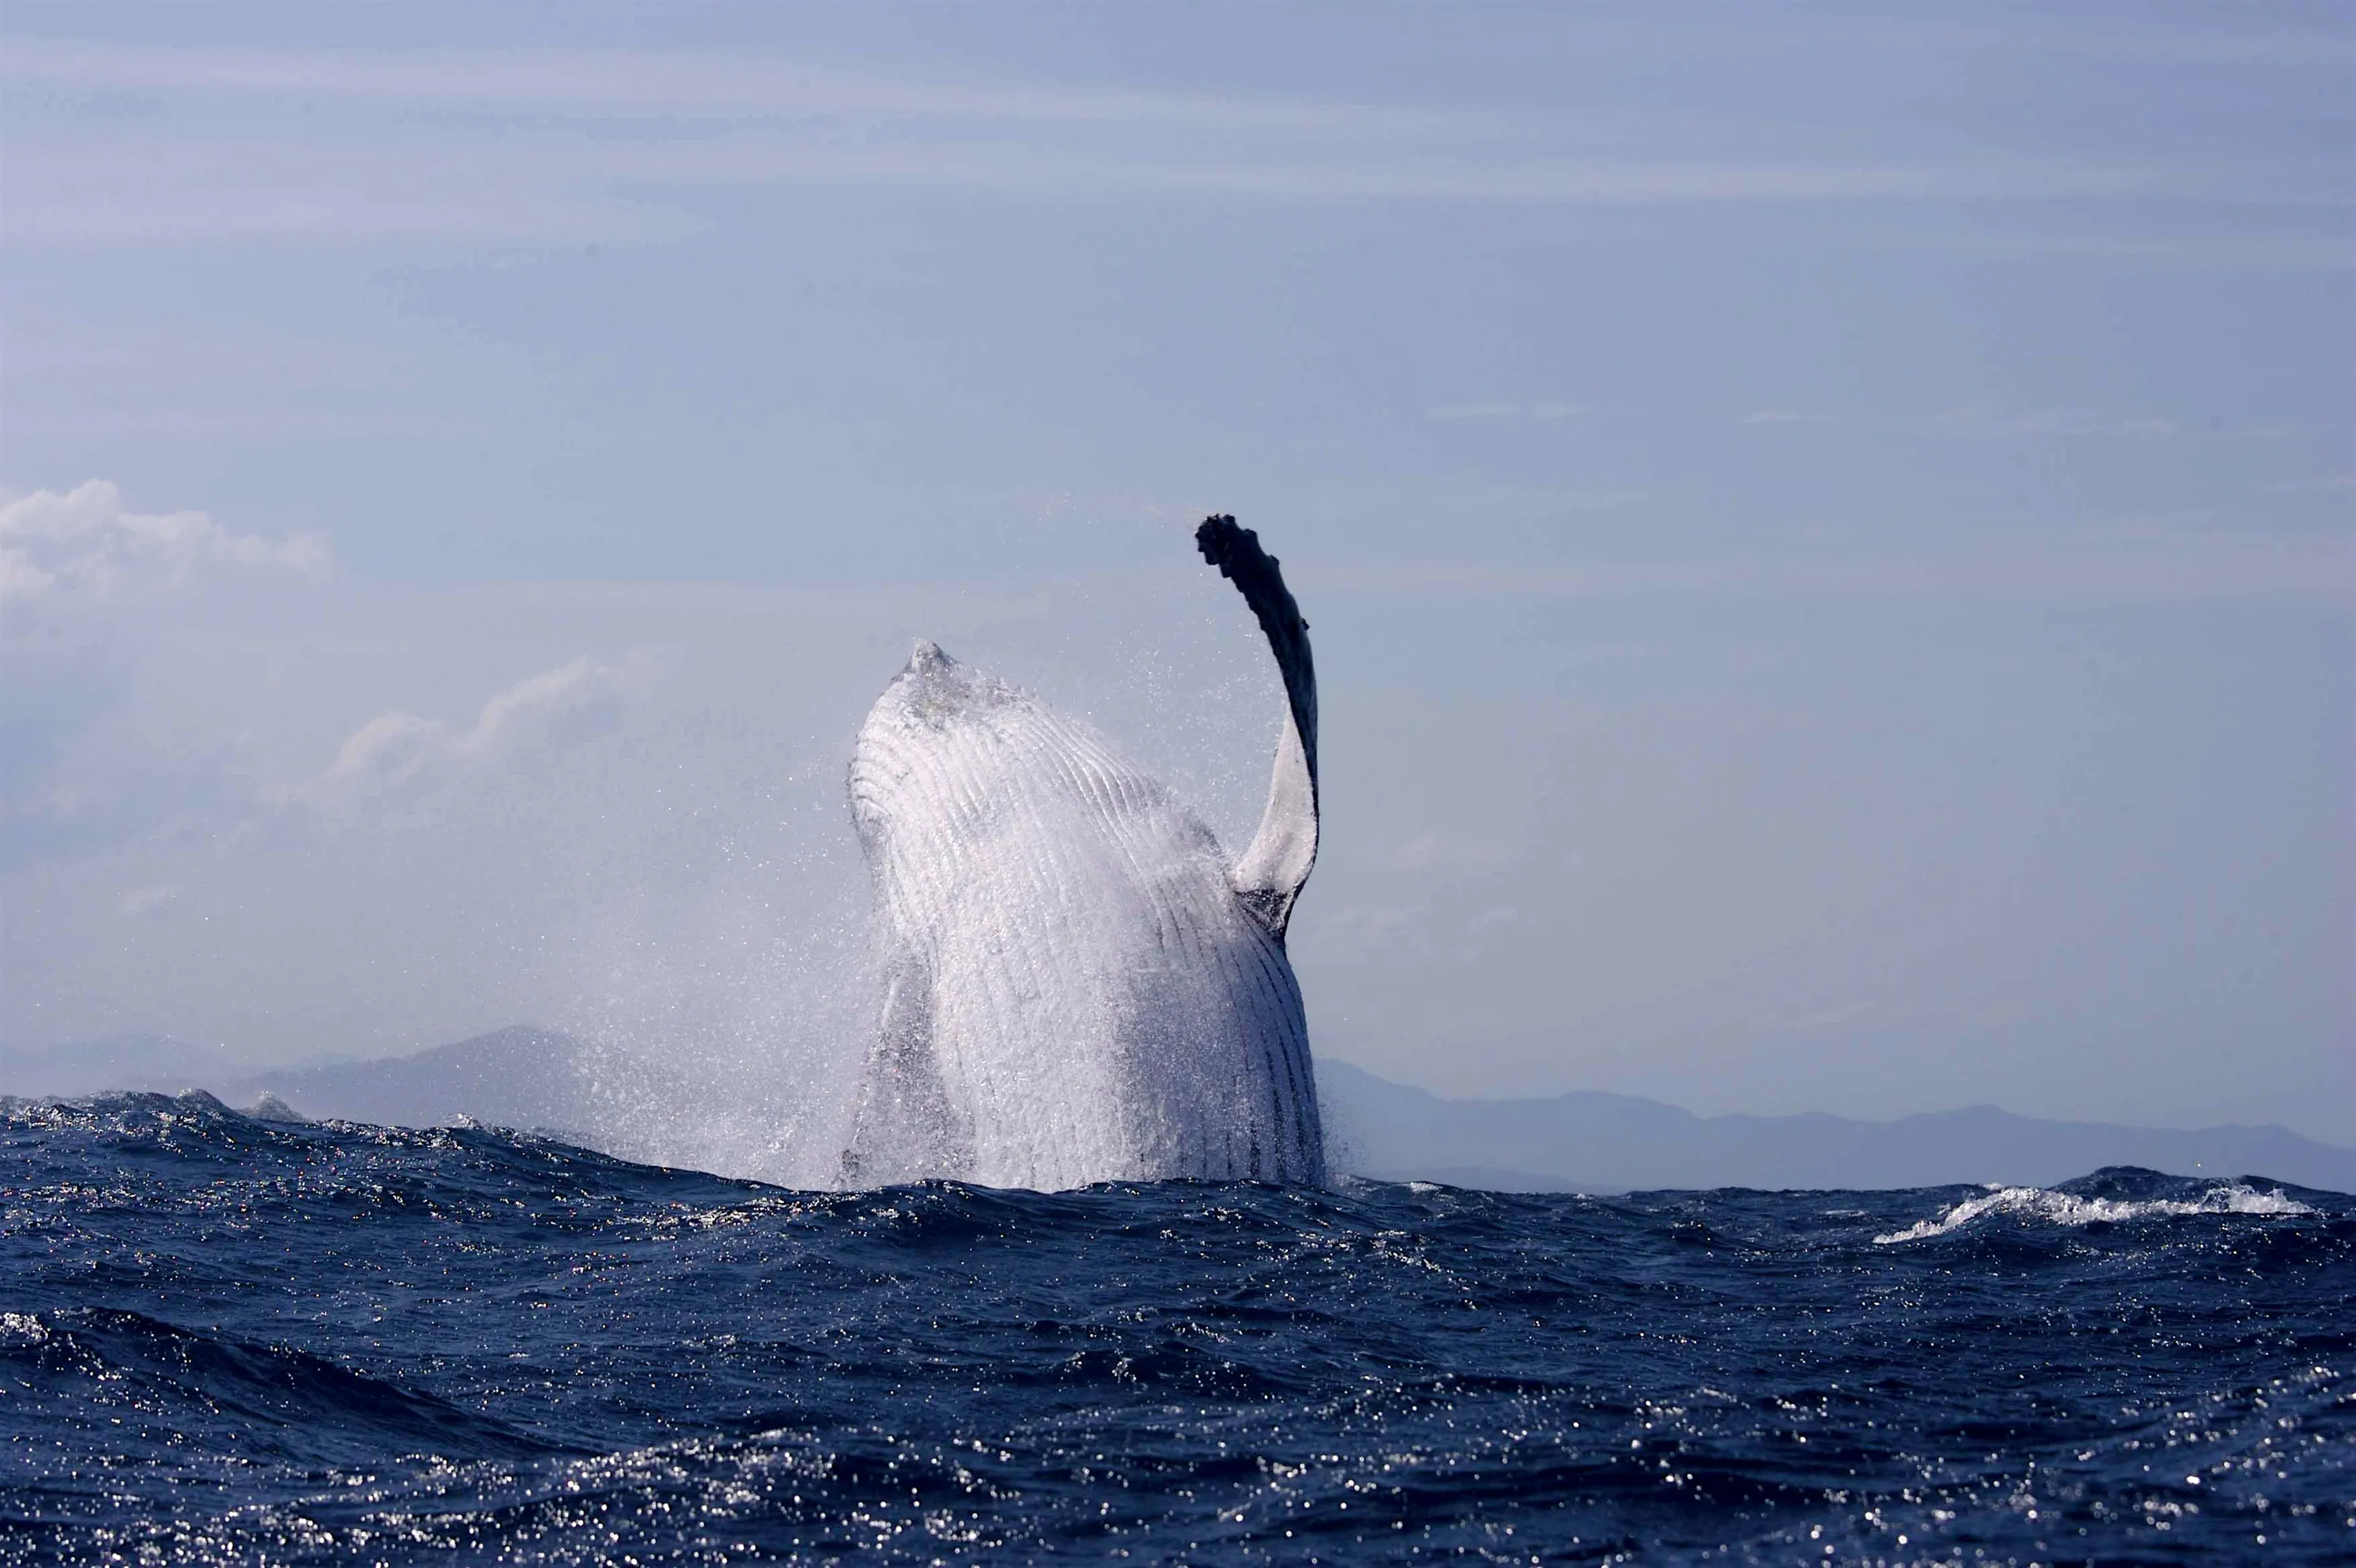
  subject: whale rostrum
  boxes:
[840,516,1326,1190]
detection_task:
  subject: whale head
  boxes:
[891,640,984,722]
[847,641,1044,857]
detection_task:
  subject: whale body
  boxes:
[842,517,1325,1190]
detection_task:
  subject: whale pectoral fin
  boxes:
[1197,515,1319,941]
[1230,707,1317,937]
[842,957,969,1185]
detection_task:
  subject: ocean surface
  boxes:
[4,1093,2350,1564]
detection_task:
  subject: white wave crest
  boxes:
[1873,1182,2314,1245]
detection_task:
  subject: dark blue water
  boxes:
[4,1093,2350,1564]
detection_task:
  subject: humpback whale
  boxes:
[841,517,1325,1190]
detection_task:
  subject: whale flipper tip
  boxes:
[1194,514,1315,766]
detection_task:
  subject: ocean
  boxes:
[4,1092,2349,1564]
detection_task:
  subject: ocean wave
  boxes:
[1873,1180,2316,1244]
[0,1306,565,1464]
[9,1109,2353,1562]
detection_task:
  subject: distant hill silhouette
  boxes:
[1317,1060,2356,1193]
[235,1026,609,1138]
[6,1028,2350,1193]
[0,1033,252,1097]
[0,1026,616,1139]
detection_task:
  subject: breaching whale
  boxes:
[841,516,1326,1190]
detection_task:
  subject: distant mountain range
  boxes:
[6,1029,2351,1193]
[2,1033,254,1100]
[250,1026,615,1139]
[0,1027,663,1146]
[1315,1062,2356,1194]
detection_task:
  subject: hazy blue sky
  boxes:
[4,3,2350,1139]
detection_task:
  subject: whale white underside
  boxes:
[845,646,1325,1190]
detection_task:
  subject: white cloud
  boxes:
[2,41,2226,253]
[2266,473,2356,496]
[119,883,181,918]
[1787,999,1878,1032]
[1430,401,1586,422]
[324,711,446,792]
[1929,406,2179,437]
[318,656,627,801]
[0,481,327,602]
[1324,527,2354,604]
[0,42,1431,135]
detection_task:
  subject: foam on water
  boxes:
[1875,1179,2316,1244]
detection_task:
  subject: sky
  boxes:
[3,2,2351,1142]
